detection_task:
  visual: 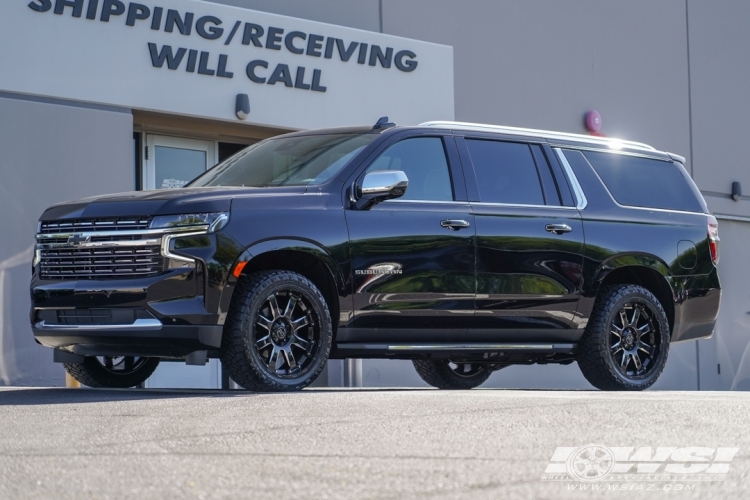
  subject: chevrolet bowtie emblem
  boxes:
[67,233,91,246]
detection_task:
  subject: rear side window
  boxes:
[465,139,544,205]
[581,151,703,212]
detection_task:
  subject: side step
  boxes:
[333,342,577,358]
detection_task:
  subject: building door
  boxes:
[143,135,217,190]
[142,135,218,388]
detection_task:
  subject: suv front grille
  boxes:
[39,217,151,233]
[39,245,167,280]
[37,217,168,280]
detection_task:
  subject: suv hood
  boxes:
[39,186,306,221]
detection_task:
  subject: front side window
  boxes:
[465,139,545,205]
[365,137,453,202]
[190,133,377,187]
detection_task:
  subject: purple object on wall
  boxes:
[585,110,602,132]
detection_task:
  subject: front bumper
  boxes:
[33,318,223,357]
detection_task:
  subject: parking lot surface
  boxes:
[0,387,748,499]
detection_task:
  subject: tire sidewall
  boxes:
[600,289,670,389]
[239,276,332,390]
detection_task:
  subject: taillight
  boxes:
[708,215,720,265]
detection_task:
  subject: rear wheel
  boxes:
[413,359,493,389]
[63,356,160,388]
[221,270,332,392]
[577,284,670,391]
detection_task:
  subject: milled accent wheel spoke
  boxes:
[637,341,653,356]
[631,353,643,371]
[267,346,280,372]
[611,325,623,338]
[620,351,629,369]
[292,316,310,332]
[619,310,629,329]
[257,314,273,331]
[284,295,298,319]
[267,295,282,320]
[611,341,622,354]
[282,347,297,371]
[630,307,641,328]
[291,335,311,352]
[637,323,651,335]
[256,334,272,350]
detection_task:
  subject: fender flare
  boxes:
[218,238,346,320]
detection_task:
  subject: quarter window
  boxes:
[366,137,453,202]
[465,139,545,205]
[580,150,703,212]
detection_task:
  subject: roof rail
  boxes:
[419,121,657,152]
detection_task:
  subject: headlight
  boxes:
[150,212,229,233]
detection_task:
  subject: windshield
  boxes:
[189,133,376,187]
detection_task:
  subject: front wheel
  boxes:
[577,284,670,391]
[221,270,333,392]
[63,356,160,388]
[413,359,493,389]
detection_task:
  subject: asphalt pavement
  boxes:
[0,387,748,499]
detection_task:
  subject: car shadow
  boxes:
[0,386,594,405]
[0,387,263,406]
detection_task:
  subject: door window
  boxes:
[465,139,545,205]
[366,137,453,201]
[144,135,216,190]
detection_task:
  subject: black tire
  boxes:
[577,284,670,391]
[220,270,332,392]
[63,356,160,388]
[413,359,492,389]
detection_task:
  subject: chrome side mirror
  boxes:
[355,170,409,209]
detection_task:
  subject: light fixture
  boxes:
[236,93,250,120]
[732,181,742,201]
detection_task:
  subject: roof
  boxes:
[419,121,658,154]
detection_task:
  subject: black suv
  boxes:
[30,119,721,391]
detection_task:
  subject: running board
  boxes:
[335,342,577,354]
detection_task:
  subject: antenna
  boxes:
[372,116,395,130]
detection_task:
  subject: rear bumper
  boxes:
[671,270,721,343]
[33,319,223,357]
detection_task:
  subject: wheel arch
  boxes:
[219,238,345,332]
[593,255,675,335]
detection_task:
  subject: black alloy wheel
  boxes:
[253,290,318,378]
[577,284,670,391]
[413,359,493,389]
[221,270,332,391]
[610,302,660,377]
[63,356,160,388]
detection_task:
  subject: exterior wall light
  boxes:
[732,181,742,201]
[236,93,250,120]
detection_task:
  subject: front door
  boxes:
[456,136,585,342]
[345,135,476,343]
[144,135,216,190]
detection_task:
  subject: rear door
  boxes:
[456,135,586,342]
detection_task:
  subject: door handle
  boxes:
[441,219,471,230]
[545,223,572,235]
